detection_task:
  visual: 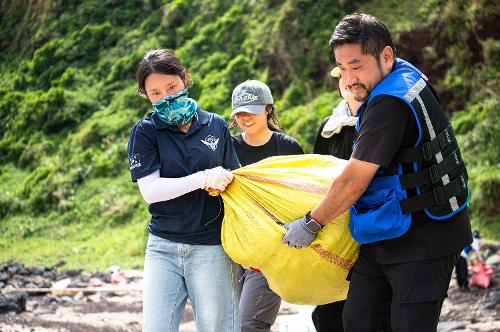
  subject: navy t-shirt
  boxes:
[353,96,471,264]
[127,108,240,245]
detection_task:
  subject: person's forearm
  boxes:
[310,159,376,225]
[311,175,366,225]
[137,170,204,204]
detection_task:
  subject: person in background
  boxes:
[456,230,483,291]
[230,80,304,332]
[311,73,361,332]
[127,49,240,332]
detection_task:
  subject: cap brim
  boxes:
[331,67,341,78]
[231,104,266,117]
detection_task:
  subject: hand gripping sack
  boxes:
[221,154,360,305]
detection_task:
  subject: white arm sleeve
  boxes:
[136,169,205,204]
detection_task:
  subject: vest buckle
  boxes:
[432,187,445,205]
[429,165,440,184]
[422,142,433,161]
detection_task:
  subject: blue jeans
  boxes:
[143,233,240,332]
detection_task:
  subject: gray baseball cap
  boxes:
[231,80,274,117]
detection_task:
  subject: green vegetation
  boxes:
[0,0,498,270]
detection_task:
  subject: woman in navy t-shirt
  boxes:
[128,49,241,332]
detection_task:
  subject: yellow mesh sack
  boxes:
[221,154,360,305]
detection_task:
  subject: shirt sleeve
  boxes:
[136,169,204,204]
[292,140,305,155]
[280,133,304,155]
[222,123,241,170]
[313,117,329,154]
[352,96,416,168]
[127,121,161,182]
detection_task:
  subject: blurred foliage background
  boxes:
[0,0,498,270]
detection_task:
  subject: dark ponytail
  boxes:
[265,105,283,132]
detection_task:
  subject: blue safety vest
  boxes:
[350,58,469,244]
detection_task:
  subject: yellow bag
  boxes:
[221,154,360,305]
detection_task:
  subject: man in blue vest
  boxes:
[281,13,472,331]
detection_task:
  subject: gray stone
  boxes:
[0,293,27,314]
[485,254,500,266]
[484,291,500,310]
[437,321,466,332]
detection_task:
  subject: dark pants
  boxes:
[237,266,281,332]
[312,300,345,332]
[342,252,458,332]
[455,256,468,288]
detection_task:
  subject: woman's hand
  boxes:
[202,166,234,192]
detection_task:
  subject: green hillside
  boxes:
[0,0,498,270]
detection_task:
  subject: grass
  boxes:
[0,169,151,271]
[0,219,148,271]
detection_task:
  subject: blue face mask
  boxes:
[152,89,198,126]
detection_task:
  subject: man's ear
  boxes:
[382,46,394,67]
[381,46,394,72]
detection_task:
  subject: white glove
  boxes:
[201,166,233,192]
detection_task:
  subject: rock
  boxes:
[7,263,21,275]
[0,272,9,282]
[73,291,84,302]
[0,293,27,314]
[8,274,25,288]
[65,269,83,277]
[2,285,17,292]
[437,321,466,332]
[484,291,500,310]
[24,282,38,289]
[32,307,53,315]
[87,293,102,303]
[42,271,56,280]
[485,254,500,266]
[31,275,51,288]
[30,266,47,275]
[60,296,73,305]
[17,266,31,276]
[42,295,62,305]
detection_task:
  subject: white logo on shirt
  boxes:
[129,153,142,170]
[233,92,259,105]
[201,135,219,151]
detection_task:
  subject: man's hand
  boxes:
[281,215,320,249]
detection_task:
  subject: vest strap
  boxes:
[395,124,456,163]
[399,175,466,214]
[399,148,463,189]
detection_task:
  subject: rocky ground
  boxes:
[0,252,499,332]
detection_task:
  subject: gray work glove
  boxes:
[281,215,319,249]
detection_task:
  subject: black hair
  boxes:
[329,13,396,59]
[135,49,193,96]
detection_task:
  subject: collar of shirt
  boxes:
[321,100,358,138]
[150,108,210,133]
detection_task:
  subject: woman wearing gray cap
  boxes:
[230,80,304,332]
